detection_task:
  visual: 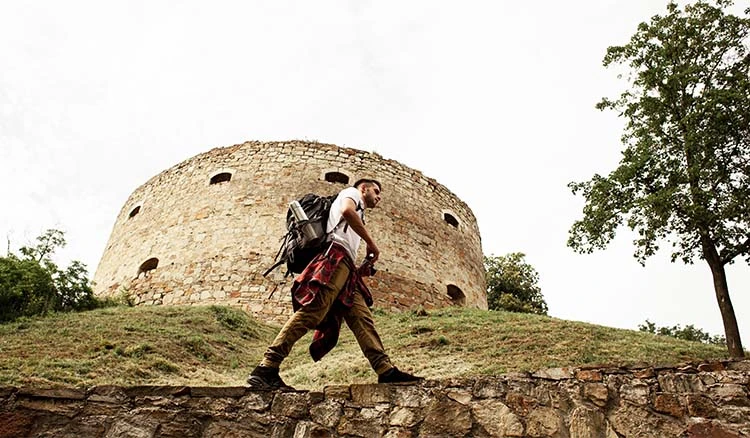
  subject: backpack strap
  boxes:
[342,201,364,233]
[262,259,285,277]
[262,229,294,277]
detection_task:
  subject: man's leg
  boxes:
[345,292,424,383]
[248,263,349,390]
[343,291,394,374]
[260,282,340,368]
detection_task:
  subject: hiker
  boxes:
[247,178,423,390]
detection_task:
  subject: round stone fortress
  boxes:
[93,140,487,323]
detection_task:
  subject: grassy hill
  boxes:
[0,305,729,390]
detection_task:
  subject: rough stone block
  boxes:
[610,404,683,438]
[445,388,472,405]
[686,420,743,438]
[87,386,129,404]
[0,412,35,438]
[698,362,726,373]
[526,406,567,438]
[654,393,685,417]
[678,364,699,374]
[421,396,472,437]
[82,401,128,417]
[17,398,85,418]
[389,406,421,428]
[709,384,749,406]
[569,406,607,438]
[239,391,275,412]
[471,399,524,437]
[721,406,750,424]
[204,415,273,438]
[575,370,603,382]
[124,385,190,398]
[108,417,159,438]
[532,367,574,380]
[350,384,391,407]
[0,387,17,398]
[323,385,350,401]
[337,407,387,437]
[620,381,650,405]
[392,385,430,408]
[632,368,655,379]
[272,392,309,419]
[18,387,86,400]
[156,415,204,438]
[505,391,539,416]
[687,394,719,418]
[658,373,707,393]
[473,377,508,399]
[714,370,750,385]
[383,428,414,438]
[293,421,331,438]
[191,386,247,398]
[726,360,750,372]
[309,399,343,429]
[583,383,608,407]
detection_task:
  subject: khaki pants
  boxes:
[260,263,394,374]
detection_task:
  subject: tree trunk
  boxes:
[703,241,745,358]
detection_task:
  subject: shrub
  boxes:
[0,229,105,322]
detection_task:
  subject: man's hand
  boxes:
[366,243,380,263]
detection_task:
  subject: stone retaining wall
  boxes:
[2,360,749,437]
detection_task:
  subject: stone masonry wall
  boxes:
[93,141,487,324]
[1,360,748,437]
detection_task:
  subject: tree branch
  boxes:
[721,235,750,265]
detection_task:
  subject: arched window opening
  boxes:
[447,284,466,306]
[137,258,159,278]
[128,206,141,218]
[444,213,459,228]
[325,171,349,185]
[210,172,232,185]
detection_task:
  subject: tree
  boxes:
[638,319,726,345]
[0,229,99,322]
[484,253,548,315]
[0,256,56,322]
[568,0,750,357]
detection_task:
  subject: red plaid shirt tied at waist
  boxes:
[291,242,374,362]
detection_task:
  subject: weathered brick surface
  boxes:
[2,359,748,437]
[93,140,487,324]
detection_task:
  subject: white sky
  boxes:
[1,1,747,343]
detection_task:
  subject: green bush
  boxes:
[0,229,106,323]
[638,320,726,346]
[0,256,56,321]
[484,253,548,315]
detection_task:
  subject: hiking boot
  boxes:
[378,367,424,384]
[247,365,296,391]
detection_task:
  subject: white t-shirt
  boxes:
[326,186,365,261]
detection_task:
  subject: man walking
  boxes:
[247,178,422,390]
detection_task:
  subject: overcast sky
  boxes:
[1,1,748,343]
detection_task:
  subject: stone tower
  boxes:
[93,141,487,323]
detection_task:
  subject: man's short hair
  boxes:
[354,178,382,191]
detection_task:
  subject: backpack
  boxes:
[263,193,338,277]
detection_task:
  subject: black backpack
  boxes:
[263,193,338,277]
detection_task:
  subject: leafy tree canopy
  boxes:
[568,0,750,357]
[0,229,100,322]
[638,319,726,345]
[484,253,548,315]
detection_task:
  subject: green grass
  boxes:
[0,305,729,390]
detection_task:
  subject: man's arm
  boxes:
[340,197,379,262]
